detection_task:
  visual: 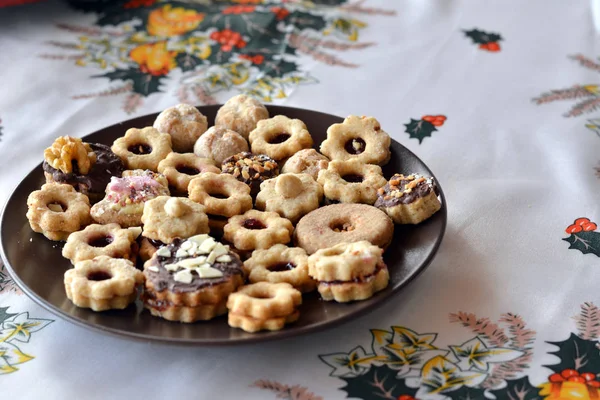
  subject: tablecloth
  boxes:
[1,0,599,398]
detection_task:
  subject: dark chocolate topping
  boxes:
[374,173,437,208]
[42,143,124,196]
[221,152,279,196]
[145,238,243,293]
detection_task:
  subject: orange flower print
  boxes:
[271,7,290,20]
[147,5,205,37]
[223,5,255,14]
[239,54,264,65]
[210,29,247,52]
[130,42,177,76]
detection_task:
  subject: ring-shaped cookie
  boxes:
[294,204,394,254]
[320,115,391,165]
[317,159,387,204]
[223,209,293,251]
[226,282,302,319]
[62,223,141,263]
[64,256,144,311]
[243,245,316,293]
[248,115,313,161]
[157,152,220,194]
[188,172,252,218]
[112,127,172,171]
[26,183,91,241]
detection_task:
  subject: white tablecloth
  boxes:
[1,1,599,399]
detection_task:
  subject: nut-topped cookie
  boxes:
[142,234,244,322]
[221,152,279,196]
[374,173,441,224]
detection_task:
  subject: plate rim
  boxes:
[0,105,447,346]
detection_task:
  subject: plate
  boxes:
[0,105,447,345]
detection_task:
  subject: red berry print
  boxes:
[575,217,590,226]
[239,54,264,65]
[397,396,415,400]
[223,5,255,14]
[210,29,247,52]
[561,369,579,379]
[486,42,501,52]
[581,372,596,382]
[566,224,583,234]
[583,222,597,232]
[549,373,565,383]
[588,381,600,388]
[568,376,586,383]
[271,7,290,20]
[422,115,435,122]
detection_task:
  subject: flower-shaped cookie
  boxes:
[223,209,293,251]
[157,152,220,194]
[26,183,91,241]
[317,159,386,204]
[112,127,172,171]
[249,115,313,161]
[141,196,209,243]
[188,172,252,218]
[214,94,269,140]
[320,115,391,165]
[255,173,323,224]
[153,103,208,152]
[62,223,141,263]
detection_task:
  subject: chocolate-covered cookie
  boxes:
[221,152,279,196]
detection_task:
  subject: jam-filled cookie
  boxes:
[320,115,391,166]
[90,169,170,228]
[294,203,394,254]
[317,160,387,204]
[43,136,124,203]
[255,173,323,224]
[223,209,293,251]
[112,127,172,171]
[214,94,269,140]
[26,183,91,241]
[157,152,220,195]
[281,148,329,181]
[374,173,441,224]
[153,103,208,152]
[62,223,140,263]
[193,126,249,164]
[221,152,279,197]
[243,244,316,293]
[307,241,389,302]
[142,235,244,323]
[249,115,313,161]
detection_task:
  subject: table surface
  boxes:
[0,1,599,399]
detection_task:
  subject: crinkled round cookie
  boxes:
[214,94,269,140]
[141,196,209,243]
[153,104,208,152]
[193,126,249,164]
[248,115,313,161]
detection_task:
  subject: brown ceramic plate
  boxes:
[0,105,446,345]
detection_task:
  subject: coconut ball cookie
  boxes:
[26,183,91,241]
[317,159,387,204]
[214,94,269,140]
[294,203,394,254]
[255,173,323,224]
[153,103,208,152]
[90,169,170,228]
[64,256,144,311]
[281,148,329,181]
[374,173,441,224]
[307,241,389,302]
[223,209,293,251]
[320,115,391,166]
[157,152,220,195]
[112,127,172,171]
[62,223,141,264]
[193,126,249,165]
[221,152,279,196]
[43,136,125,203]
[249,115,313,161]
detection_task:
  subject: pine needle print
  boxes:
[342,0,397,16]
[291,34,375,51]
[191,84,218,105]
[532,86,596,105]
[500,313,536,349]
[72,83,133,99]
[251,380,323,400]
[449,311,509,346]
[289,34,359,68]
[565,96,600,117]
[56,23,122,37]
[123,92,143,114]
[569,54,600,73]
[596,162,600,179]
[573,302,600,340]
[176,85,192,105]
[45,40,81,50]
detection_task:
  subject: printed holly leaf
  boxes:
[94,67,139,82]
[175,53,205,72]
[463,29,502,44]
[449,337,523,372]
[0,342,33,372]
[319,346,380,377]
[0,308,16,325]
[0,312,53,343]
[205,44,234,65]
[489,377,542,400]
[290,11,328,32]
[340,365,418,400]
[563,231,600,257]
[94,68,163,96]
[66,0,127,14]
[416,356,487,399]
[447,386,487,400]
[404,119,437,144]
[96,7,151,27]
[263,59,300,78]
[545,333,600,373]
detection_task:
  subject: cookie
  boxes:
[255,173,323,224]
[112,127,172,171]
[193,126,249,164]
[157,152,220,195]
[141,196,209,244]
[320,115,391,165]
[281,148,329,181]
[249,115,313,161]
[26,183,91,241]
[317,160,386,204]
[62,223,141,264]
[64,256,144,311]
[374,173,441,224]
[142,235,244,322]
[294,203,394,254]
[307,241,389,302]
[221,152,279,196]
[90,169,170,228]
[153,103,208,152]
[223,209,293,251]
[214,94,269,140]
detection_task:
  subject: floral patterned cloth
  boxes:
[1,1,599,399]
